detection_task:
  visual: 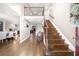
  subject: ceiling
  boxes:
[23,3,52,8]
[0,3,53,25]
[0,3,20,24]
[5,3,53,8]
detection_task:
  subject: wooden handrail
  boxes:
[43,20,49,50]
[44,20,48,28]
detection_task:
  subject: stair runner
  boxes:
[45,20,74,56]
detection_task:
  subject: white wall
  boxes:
[0,4,21,41]
[35,24,43,35]
[24,16,44,35]
[44,10,49,19]
[24,16,44,24]
[20,16,31,43]
[5,22,14,31]
[49,3,75,47]
[44,6,50,20]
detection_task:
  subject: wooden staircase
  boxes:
[44,20,74,56]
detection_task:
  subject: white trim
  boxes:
[50,20,75,51]
[20,36,29,43]
[20,38,26,43]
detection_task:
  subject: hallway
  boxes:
[0,33,44,56]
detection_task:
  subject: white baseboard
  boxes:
[50,20,75,51]
[20,36,30,43]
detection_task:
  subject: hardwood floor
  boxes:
[0,34,44,56]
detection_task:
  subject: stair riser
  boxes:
[47,24,52,26]
[50,52,74,56]
[49,47,68,50]
[48,27,54,28]
[48,33,61,36]
[48,40,65,44]
[49,45,68,50]
[48,36,62,39]
[48,29,56,31]
[48,30,57,33]
[48,33,59,36]
[51,47,68,50]
[48,42,64,44]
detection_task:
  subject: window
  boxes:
[24,7,44,16]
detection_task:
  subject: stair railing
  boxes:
[43,19,49,55]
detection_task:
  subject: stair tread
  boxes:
[48,39,65,42]
[48,39,64,40]
[51,49,73,52]
[48,44,68,48]
[48,40,65,44]
[49,43,68,45]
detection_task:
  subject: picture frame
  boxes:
[0,21,3,31]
